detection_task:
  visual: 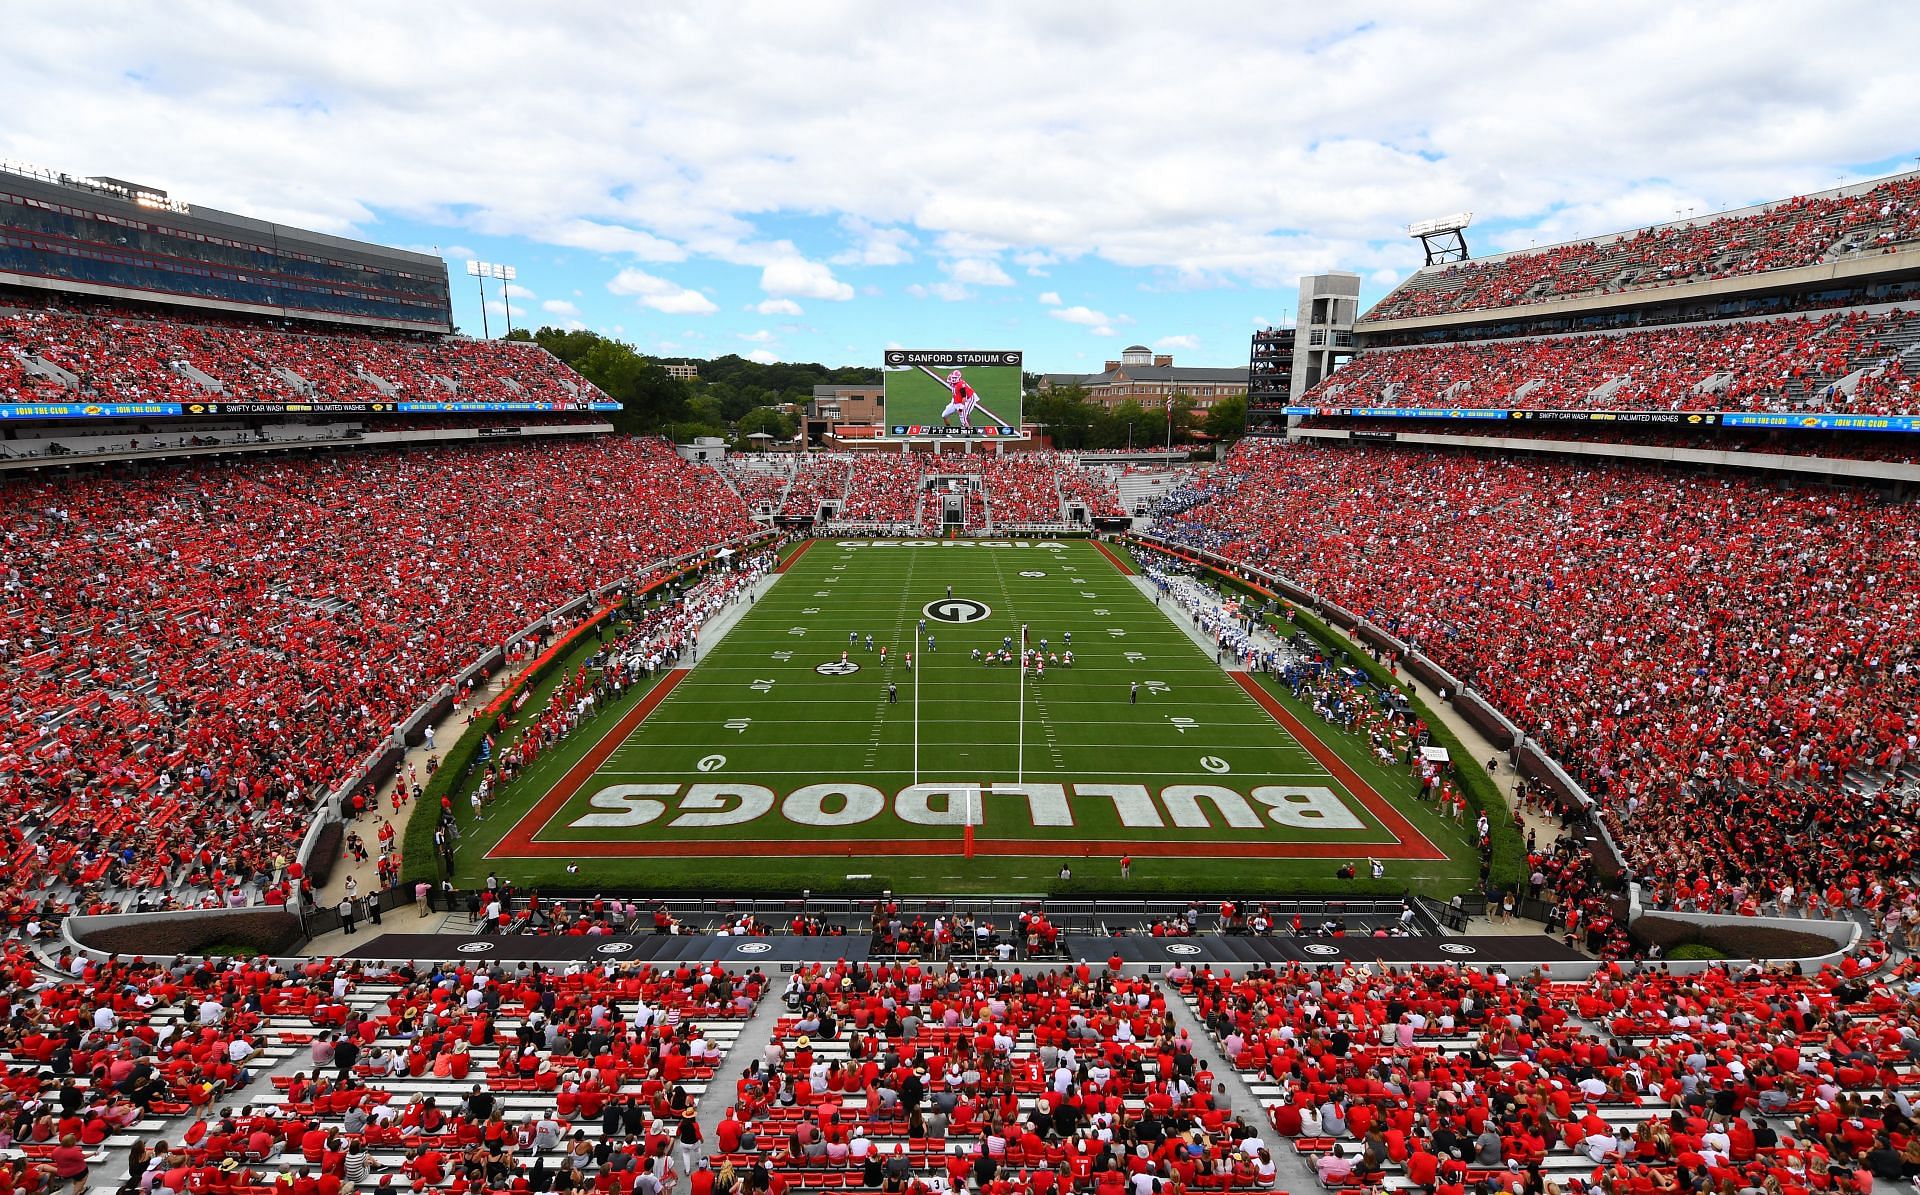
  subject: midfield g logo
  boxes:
[815,661,862,676]
[923,598,991,624]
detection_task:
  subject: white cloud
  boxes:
[1154,334,1200,351]
[760,257,854,301]
[747,349,779,364]
[606,267,718,315]
[404,242,475,261]
[504,282,536,300]
[1089,325,1115,337]
[1049,305,1112,327]
[945,257,1013,287]
[1014,250,1057,276]
[907,280,972,302]
[543,219,685,262]
[738,329,774,343]
[5,5,1916,296]
[755,298,804,316]
[541,298,581,316]
[831,218,916,266]
[1037,291,1062,306]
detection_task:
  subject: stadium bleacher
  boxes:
[1362,174,1920,324]
[10,149,1920,1195]
[0,309,599,406]
[1150,438,1920,927]
[756,453,1123,534]
[0,436,756,919]
[1300,309,1920,416]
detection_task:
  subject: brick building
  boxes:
[1039,345,1247,410]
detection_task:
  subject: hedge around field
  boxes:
[1126,539,1525,892]
[305,822,343,888]
[76,909,303,959]
[1633,915,1839,960]
[399,552,739,885]
[1665,943,1729,961]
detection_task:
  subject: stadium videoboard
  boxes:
[884,349,1023,437]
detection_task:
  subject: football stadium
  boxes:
[4,9,1920,1195]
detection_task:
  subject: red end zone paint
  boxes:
[488,669,689,858]
[1091,539,1137,576]
[776,539,816,573]
[487,836,1429,861]
[490,671,1442,862]
[1230,671,1446,860]
[489,537,1446,864]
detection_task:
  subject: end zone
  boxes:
[1230,671,1446,860]
[486,669,689,859]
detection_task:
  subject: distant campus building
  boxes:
[1039,344,1247,410]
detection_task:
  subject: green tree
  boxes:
[735,406,798,446]
[523,327,878,437]
[1203,394,1248,443]
[1168,392,1200,445]
[1098,399,1153,449]
[1028,385,1095,449]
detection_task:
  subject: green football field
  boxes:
[457,539,1481,895]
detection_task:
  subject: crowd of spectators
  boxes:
[719,461,797,517]
[752,453,1122,532]
[4,936,1917,1195]
[1363,175,1920,322]
[780,457,853,519]
[444,562,770,873]
[1182,953,1920,1195]
[836,458,929,527]
[1303,310,1920,416]
[1293,420,1920,467]
[0,436,756,921]
[0,309,600,406]
[0,947,765,1195]
[730,962,1286,1193]
[1151,439,1920,929]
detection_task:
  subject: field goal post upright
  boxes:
[1408,212,1473,266]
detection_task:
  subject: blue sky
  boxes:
[6,2,1919,371]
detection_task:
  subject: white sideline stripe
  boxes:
[607,740,1321,752]
[589,768,1336,779]
[635,715,1311,726]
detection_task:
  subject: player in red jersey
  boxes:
[940,370,980,429]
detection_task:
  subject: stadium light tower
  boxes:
[465,260,519,337]
[1407,212,1473,266]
